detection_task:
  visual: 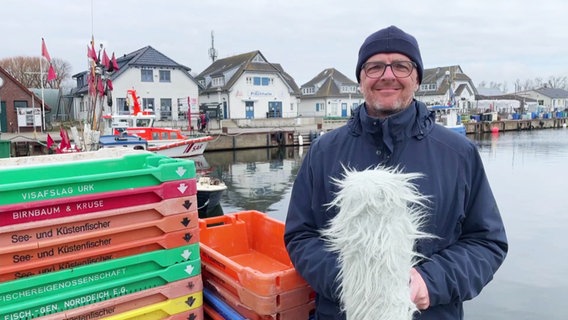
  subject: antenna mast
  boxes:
[208,30,218,63]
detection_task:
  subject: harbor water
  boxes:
[201,128,568,319]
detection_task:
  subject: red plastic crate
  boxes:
[199,210,308,296]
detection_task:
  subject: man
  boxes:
[284,25,508,319]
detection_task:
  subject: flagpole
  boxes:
[40,57,46,132]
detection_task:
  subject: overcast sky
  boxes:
[2,0,567,92]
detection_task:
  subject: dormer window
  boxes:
[212,77,224,87]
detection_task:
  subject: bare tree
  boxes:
[546,76,567,89]
[0,56,71,89]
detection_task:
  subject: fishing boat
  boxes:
[428,105,466,135]
[102,89,213,158]
[196,176,227,219]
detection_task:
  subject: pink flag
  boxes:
[46,134,54,149]
[102,49,110,70]
[87,43,98,63]
[106,78,113,91]
[41,38,51,62]
[111,52,119,71]
[47,65,57,82]
[59,128,71,151]
[97,77,105,96]
[87,74,95,95]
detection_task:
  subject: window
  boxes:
[303,87,315,95]
[116,98,128,114]
[14,101,28,108]
[212,77,224,87]
[141,69,153,82]
[159,70,171,82]
[160,98,172,120]
[253,77,271,86]
[142,98,154,111]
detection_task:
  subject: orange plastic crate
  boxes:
[202,261,314,315]
[199,211,308,296]
[204,278,315,320]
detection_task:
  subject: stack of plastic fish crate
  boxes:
[0,149,203,320]
[199,210,315,320]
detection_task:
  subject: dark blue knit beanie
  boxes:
[356,25,423,84]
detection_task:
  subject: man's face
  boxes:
[359,53,419,118]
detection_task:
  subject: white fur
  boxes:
[320,166,432,320]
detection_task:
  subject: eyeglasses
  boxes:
[361,61,416,79]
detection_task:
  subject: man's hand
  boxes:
[410,267,430,310]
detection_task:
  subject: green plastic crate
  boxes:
[0,246,201,318]
[0,152,196,206]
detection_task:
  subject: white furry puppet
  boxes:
[320,166,432,320]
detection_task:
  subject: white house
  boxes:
[195,51,300,120]
[516,87,568,112]
[299,68,363,118]
[70,46,201,123]
[416,65,477,111]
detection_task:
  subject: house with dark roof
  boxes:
[0,66,50,133]
[71,46,200,122]
[299,68,363,118]
[516,87,568,112]
[415,65,477,110]
[195,50,300,119]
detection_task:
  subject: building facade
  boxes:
[196,51,300,120]
[299,68,363,118]
[416,65,477,111]
[71,46,201,124]
[516,87,568,112]
[0,66,50,133]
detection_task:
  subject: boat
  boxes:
[98,133,148,150]
[196,176,227,219]
[101,89,213,158]
[428,105,466,135]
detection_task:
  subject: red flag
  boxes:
[87,43,98,63]
[41,38,51,62]
[46,134,54,149]
[87,74,95,95]
[111,52,119,71]
[102,49,110,70]
[47,65,57,81]
[59,128,71,150]
[97,77,105,96]
[106,78,113,91]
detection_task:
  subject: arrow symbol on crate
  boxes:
[181,249,192,260]
[176,166,187,177]
[187,313,197,320]
[183,200,192,210]
[186,295,197,307]
[185,264,195,275]
[181,217,191,227]
[177,183,189,194]
[187,281,195,290]
[183,233,193,242]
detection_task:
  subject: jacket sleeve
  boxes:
[418,148,508,306]
[284,149,342,303]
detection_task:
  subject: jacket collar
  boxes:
[348,100,434,142]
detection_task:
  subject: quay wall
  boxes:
[465,118,568,134]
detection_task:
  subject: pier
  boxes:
[1,117,567,157]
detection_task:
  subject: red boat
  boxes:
[103,89,212,158]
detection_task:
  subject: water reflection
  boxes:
[199,129,568,319]
[202,146,305,218]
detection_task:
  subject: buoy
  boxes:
[491,127,499,133]
[298,134,304,146]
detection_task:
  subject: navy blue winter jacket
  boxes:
[284,101,508,319]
